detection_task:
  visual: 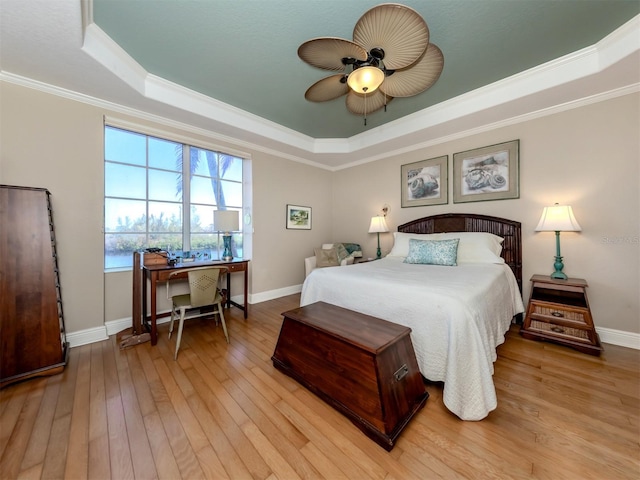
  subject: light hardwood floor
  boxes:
[1,294,638,479]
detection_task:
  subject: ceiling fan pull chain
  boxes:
[364,91,368,126]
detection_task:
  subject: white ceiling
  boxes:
[1,1,639,170]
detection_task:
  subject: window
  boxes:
[104,125,245,269]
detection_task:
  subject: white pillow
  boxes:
[438,232,504,264]
[387,231,504,264]
[387,232,442,257]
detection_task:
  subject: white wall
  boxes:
[331,93,639,335]
[0,81,331,333]
[1,82,106,334]
[1,80,638,340]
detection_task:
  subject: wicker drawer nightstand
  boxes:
[520,275,603,355]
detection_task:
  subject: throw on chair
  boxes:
[167,267,229,360]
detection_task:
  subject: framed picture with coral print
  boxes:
[401,155,448,207]
[286,204,312,230]
[453,140,519,203]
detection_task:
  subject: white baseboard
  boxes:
[68,309,174,348]
[65,285,639,351]
[65,326,109,348]
[249,284,302,304]
[597,326,640,350]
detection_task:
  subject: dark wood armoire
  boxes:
[0,185,68,388]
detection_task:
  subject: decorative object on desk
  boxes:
[368,215,389,259]
[401,156,448,207]
[143,250,168,266]
[535,203,582,280]
[286,204,312,230]
[214,210,239,261]
[453,140,519,203]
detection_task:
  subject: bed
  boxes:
[300,213,525,421]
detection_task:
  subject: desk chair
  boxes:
[167,266,229,360]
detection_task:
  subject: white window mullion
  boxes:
[146,136,151,247]
[182,144,191,251]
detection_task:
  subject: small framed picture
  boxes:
[286,204,312,230]
[453,140,519,203]
[401,155,448,207]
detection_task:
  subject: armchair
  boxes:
[304,243,362,278]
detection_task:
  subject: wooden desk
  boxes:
[142,259,249,345]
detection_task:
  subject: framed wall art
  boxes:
[286,204,312,230]
[401,155,448,207]
[453,140,519,203]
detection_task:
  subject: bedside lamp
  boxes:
[368,215,389,259]
[535,204,581,280]
[214,210,239,261]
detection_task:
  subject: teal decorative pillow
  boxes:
[341,242,363,258]
[335,243,350,263]
[403,238,460,266]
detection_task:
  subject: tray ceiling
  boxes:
[1,1,639,168]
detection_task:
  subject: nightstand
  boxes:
[520,275,603,355]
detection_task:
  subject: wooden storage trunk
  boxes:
[272,301,428,450]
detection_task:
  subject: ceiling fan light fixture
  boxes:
[347,66,385,94]
[298,4,443,122]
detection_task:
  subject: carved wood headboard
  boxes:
[397,213,523,293]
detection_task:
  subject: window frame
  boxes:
[103,118,250,271]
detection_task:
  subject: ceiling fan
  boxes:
[298,3,444,124]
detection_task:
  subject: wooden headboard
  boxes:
[397,213,522,293]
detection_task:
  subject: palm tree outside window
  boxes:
[104,125,245,269]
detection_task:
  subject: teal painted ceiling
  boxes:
[92,0,640,139]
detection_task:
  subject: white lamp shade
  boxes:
[368,215,389,233]
[347,66,385,94]
[535,205,582,232]
[214,210,239,233]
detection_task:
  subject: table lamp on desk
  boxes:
[214,210,239,261]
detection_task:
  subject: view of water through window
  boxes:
[104,126,243,269]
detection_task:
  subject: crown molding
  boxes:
[3,14,637,170]
[79,13,639,161]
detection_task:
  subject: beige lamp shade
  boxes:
[347,66,385,93]
[535,204,582,232]
[368,215,389,233]
[213,210,239,233]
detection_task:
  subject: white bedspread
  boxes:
[300,257,525,421]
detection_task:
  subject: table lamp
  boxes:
[368,215,389,259]
[214,210,239,261]
[535,203,581,280]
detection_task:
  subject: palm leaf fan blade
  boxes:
[345,89,393,116]
[380,43,444,98]
[298,37,367,71]
[305,74,350,102]
[353,4,428,70]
